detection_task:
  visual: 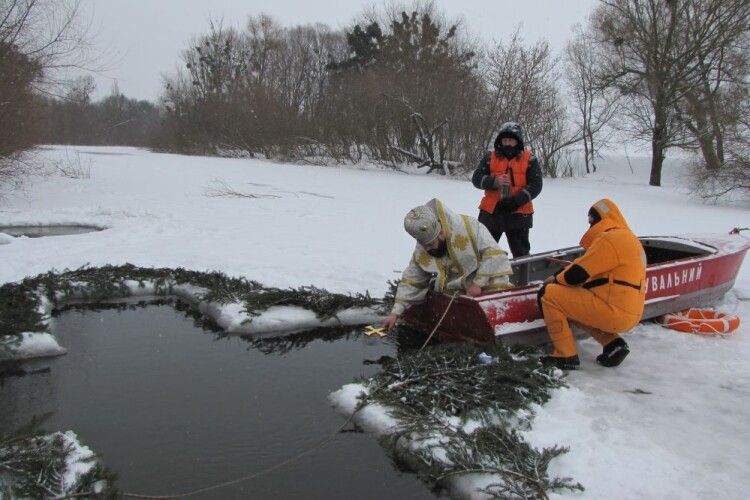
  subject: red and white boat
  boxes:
[401,232,750,345]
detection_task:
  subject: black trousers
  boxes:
[497,229,530,258]
[478,211,531,258]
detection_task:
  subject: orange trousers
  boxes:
[540,283,641,357]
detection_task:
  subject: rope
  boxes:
[122,292,461,498]
[122,407,361,499]
[419,291,459,352]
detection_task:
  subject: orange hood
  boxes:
[580,198,634,249]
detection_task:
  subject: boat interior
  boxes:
[508,237,714,286]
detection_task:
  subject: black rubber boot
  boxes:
[596,338,629,367]
[540,354,580,370]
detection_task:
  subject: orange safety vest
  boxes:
[479,150,534,215]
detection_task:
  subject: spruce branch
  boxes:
[0,264,385,345]
[0,417,116,498]
[356,344,581,498]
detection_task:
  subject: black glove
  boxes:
[497,196,519,212]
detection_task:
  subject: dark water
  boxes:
[0,303,433,499]
[0,225,104,238]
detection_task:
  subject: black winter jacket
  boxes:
[471,151,543,230]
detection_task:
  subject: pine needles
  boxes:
[0,264,385,349]
[0,415,116,498]
[357,343,583,499]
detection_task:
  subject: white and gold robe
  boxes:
[391,199,513,316]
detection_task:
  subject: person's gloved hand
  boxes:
[497,196,519,212]
[491,174,510,190]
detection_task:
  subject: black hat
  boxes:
[494,121,525,150]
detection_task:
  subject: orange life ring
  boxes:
[658,308,740,335]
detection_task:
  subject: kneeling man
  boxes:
[538,199,646,369]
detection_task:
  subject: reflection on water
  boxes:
[0,303,432,499]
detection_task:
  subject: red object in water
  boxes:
[401,233,750,345]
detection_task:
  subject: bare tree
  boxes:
[672,0,750,171]
[592,0,685,186]
[38,80,160,147]
[0,0,95,90]
[480,31,579,177]
[386,96,456,175]
[565,25,621,174]
[158,14,348,159]
[529,91,581,178]
[690,71,750,199]
[245,14,286,87]
[156,4,604,179]
[0,0,93,186]
[592,0,750,186]
[0,38,40,158]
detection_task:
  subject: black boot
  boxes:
[540,354,580,370]
[596,338,629,367]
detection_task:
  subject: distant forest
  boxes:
[3,1,749,194]
[39,82,160,147]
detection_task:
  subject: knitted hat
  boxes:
[403,205,441,245]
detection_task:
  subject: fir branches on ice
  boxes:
[0,414,115,498]
[0,264,386,345]
[355,343,583,499]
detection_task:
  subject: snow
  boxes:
[60,431,98,492]
[0,332,67,360]
[329,385,491,499]
[495,318,546,336]
[3,277,382,358]
[220,304,381,334]
[0,430,99,495]
[1,144,749,498]
[329,384,496,499]
[329,381,551,500]
[84,281,381,334]
[525,292,750,500]
[328,384,400,436]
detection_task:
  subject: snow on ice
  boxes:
[0,332,67,361]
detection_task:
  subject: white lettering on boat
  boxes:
[646,264,703,293]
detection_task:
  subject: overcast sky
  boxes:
[81,0,600,101]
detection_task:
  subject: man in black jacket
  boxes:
[471,122,543,258]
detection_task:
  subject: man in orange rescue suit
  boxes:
[472,122,543,258]
[537,199,646,370]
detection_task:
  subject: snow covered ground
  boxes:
[1,145,748,498]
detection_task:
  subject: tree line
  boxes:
[154,10,574,177]
[2,0,749,196]
[39,77,160,147]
